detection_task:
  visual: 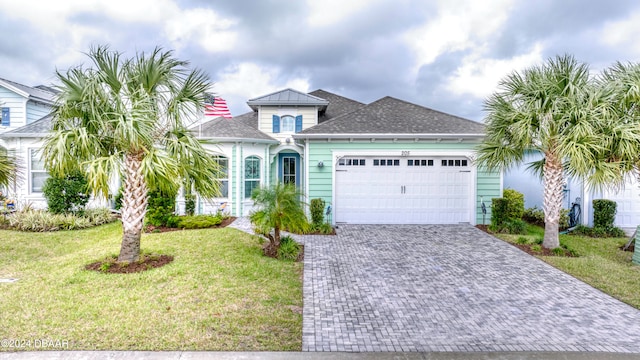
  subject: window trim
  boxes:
[29,148,48,193]
[281,115,295,133]
[213,156,229,198]
[244,156,261,199]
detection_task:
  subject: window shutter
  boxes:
[295,115,302,133]
[272,115,280,133]
[1,108,9,126]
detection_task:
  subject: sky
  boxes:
[1,0,639,121]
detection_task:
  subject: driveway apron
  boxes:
[302,224,640,352]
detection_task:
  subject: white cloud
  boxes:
[445,43,544,98]
[164,8,238,53]
[600,10,640,55]
[214,62,310,113]
[403,0,514,71]
[306,0,374,27]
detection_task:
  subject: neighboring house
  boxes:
[0,78,57,208]
[0,79,502,225]
[504,152,640,231]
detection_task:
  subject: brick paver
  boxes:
[302,224,640,352]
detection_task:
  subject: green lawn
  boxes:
[0,222,302,351]
[496,226,640,309]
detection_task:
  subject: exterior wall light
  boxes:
[317,161,324,168]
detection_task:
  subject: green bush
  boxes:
[523,206,569,229]
[593,199,617,229]
[113,187,123,210]
[523,206,545,226]
[491,198,509,228]
[184,194,196,216]
[177,215,222,229]
[503,188,524,220]
[42,171,90,214]
[573,224,626,238]
[309,198,325,226]
[489,218,526,234]
[146,189,177,227]
[6,208,116,232]
[165,215,181,228]
[277,235,300,261]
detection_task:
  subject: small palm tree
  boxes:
[477,54,626,249]
[0,146,19,189]
[43,46,221,262]
[250,183,308,256]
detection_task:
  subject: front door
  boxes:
[279,153,300,187]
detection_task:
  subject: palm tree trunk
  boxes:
[542,151,564,249]
[118,152,148,262]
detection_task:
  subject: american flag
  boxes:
[204,94,232,118]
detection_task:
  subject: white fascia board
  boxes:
[293,133,485,140]
[199,137,279,144]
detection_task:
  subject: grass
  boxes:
[0,222,302,351]
[495,224,640,309]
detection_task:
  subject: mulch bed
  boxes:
[85,254,174,274]
[475,224,576,257]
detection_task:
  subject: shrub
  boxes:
[491,198,509,228]
[42,171,90,214]
[177,214,222,229]
[184,194,196,216]
[523,206,545,227]
[573,224,626,238]
[81,208,116,226]
[516,236,530,244]
[523,206,569,229]
[503,188,524,220]
[146,189,177,227]
[489,218,526,234]
[6,208,116,232]
[114,187,123,210]
[165,215,181,228]
[277,235,300,261]
[593,199,617,229]
[309,198,325,226]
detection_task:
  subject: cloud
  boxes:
[214,62,310,115]
[164,8,238,53]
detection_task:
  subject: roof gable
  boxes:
[246,88,329,110]
[195,116,277,143]
[296,96,485,137]
[308,89,365,123]
[0,114,52,138]
[0,78,56,104]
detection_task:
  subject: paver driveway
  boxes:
[302,224,640,352]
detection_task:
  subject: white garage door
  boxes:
[334,156,474,224]
[603,176,640,228]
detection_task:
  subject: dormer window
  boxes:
[272,115,303,134]
[281,115,295,133]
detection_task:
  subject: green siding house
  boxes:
[195,88,500,225]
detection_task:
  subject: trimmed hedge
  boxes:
[593,199,617,229]
[503,188,524,220]
[309,198,325,226]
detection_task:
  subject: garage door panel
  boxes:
[335,156,472,224]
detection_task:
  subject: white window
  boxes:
[244,156,261,198]
[214,156,229,198]
[281,115,295,133]
[30,149,49,193]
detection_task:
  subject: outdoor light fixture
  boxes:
[317,161,324,168]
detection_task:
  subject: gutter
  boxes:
[293,133,485,140]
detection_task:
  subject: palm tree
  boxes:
[250,183,308,256]
[596,62,640,185]
[476,54,622,249]
[43,46,221,262]
[0,146,19,189]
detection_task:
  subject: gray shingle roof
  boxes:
[0,114,52,138]
[308,89,365,123]
[296,96,485,137]
[0,78,56,104]
[195,116,277,143]
[247,88,329,110]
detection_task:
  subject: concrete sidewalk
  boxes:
[1,351,640,360]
